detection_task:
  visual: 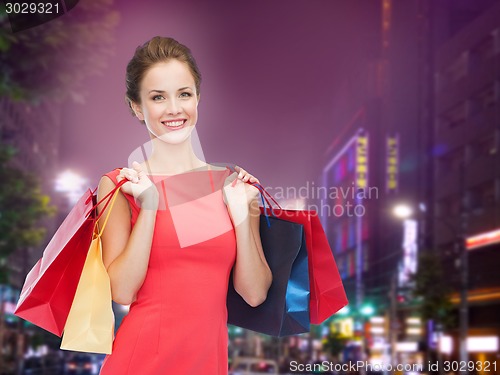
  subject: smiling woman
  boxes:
[131,59,199,145]
[95,36,271,375]
[125,36,202,113]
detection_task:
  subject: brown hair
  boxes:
[125,36,202,120]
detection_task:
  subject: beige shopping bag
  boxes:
[60,187,120,354]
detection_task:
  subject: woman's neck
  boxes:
[143,136,207,175]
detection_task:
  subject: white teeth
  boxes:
[163,120,184,127]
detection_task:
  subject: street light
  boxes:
[338,306,350,316]
[360,304,375,317]
[393,204,413,219]
[55,170,88,206]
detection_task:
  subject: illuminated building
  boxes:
[432,0,500,363]
[320,0,500,366]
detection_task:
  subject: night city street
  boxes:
[1,0,500,374]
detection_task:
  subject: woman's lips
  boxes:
[162,119,186,130]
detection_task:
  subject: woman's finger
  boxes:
[235,165,246,179]
[240,172,258,183]
[234,165,260,184]
[120,168,138,183]
[132,161,143,173]
[131,161,145,180]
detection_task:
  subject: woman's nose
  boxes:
[165,98,181,115]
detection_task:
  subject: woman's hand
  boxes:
[223,166,260,226]
[117,161,159,208]
[234,165,260,184]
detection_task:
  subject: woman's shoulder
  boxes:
[208,164,232,173]
[101,168,122,185]
[209,164,236,183]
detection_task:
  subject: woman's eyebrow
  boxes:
[148,87,193,94]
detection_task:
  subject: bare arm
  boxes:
[97,164,159,305]
[224,170,272,307]
[230,196,272,307]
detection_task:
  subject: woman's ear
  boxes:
[131,102,144,121]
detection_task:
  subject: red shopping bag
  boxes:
[257,185,348,324]
[14,180,125,336]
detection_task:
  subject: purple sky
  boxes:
[60,0,380,191]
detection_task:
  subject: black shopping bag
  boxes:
[227,215,310,336]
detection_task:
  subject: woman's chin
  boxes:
[154,125,195,144]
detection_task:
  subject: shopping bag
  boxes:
[14,179,125,336]
[14,190,96,336]
[227,214,310,337]
[60,187,120,354]
[256,184,348,324]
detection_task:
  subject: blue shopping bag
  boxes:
[226,214,310,337]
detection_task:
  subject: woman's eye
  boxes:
[152,95,164,101]
[180,92,192,98]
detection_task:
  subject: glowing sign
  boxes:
[356,135,369,189]
[332,318,354,338]
[467,336,499,352]
[406,317,421,325]
[466,228,500,250]
[386,135,399,192]
[370,316,385,324]
[395,342,418,352]
[398,219,418,286]
[439,336,453,354]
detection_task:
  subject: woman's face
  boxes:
[132,59,199,144]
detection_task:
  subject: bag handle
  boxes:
[251,182,281,210]
[253,183,280,228]
[95,178,127,222]
[225,165,282,227]
[224,165,282,207]
[96,186,122,237]
[85,178,127,219]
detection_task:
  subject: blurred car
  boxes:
[44,353,65,375]
[21,354,64,375]
[64,354,95,375]
[229,357,279,375]
[21,357,42,375]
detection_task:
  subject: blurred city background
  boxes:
[1,0,500,374]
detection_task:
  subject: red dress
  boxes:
[99,167,236,375]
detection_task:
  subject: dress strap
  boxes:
[207,164,215,192]
[103,168,122,185]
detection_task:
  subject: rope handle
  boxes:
[84,178,127,220]
[253,183,279,227]
[251,182,282,210]
[225,165,282,227]
[96,185,122,237]
[96,179,127,222]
